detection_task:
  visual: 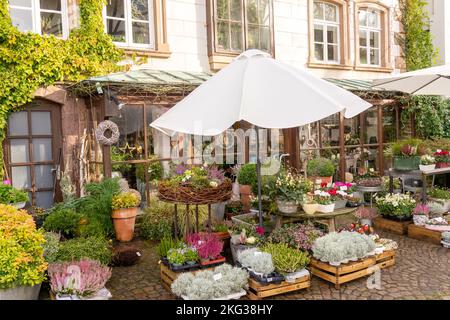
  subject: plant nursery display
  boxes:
[274,169,312,213]
[158,164,232,205]
[0,205,47,300]
[267,222,324,251]
[111,191,141,242]
[312,231,377,266]
[171,264,249,300]
[375,193,416,221]
[386,139,426,171]
[237,248,275,277]
[433,150,450,168]
[48,259,112,300]
[353,207,378,226]
[419,154,436,171]
[306,157,335,185]
[186,233,225,266]
[0,180,28,208]
[260,243,310,275]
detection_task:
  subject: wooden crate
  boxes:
[247,273,310,300]
[373,217,412,235]
[160,263,219,292]
[408,224,442,245]
[310,251,396,289]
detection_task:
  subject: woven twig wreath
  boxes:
[95,120,120,145]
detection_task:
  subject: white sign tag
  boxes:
[213,273,223,281]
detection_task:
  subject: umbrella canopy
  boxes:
[151,50,372,136]
[372,64,450,95]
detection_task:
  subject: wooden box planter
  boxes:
[310,251,396,289]
[247,272,310,300]
[373,217,412,235]
[408,224,442,245]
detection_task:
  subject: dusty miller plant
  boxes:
[237,248,275,276]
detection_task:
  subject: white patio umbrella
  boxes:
[151,50,372,227]
[372,64,450,95]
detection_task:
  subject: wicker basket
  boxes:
[158,179,232,205]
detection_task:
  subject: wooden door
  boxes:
[4,101,63,209]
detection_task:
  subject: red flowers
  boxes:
[256,226,265,236]
[320,182,328,188]
[327,188,337,196]
[434,150,449,156]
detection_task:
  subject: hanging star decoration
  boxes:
[118,142,137,156]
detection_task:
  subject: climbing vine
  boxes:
[0,0,124,178]
[399,0,438,71]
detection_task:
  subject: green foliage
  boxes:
[428,187,450,200]
[54,237,113,266]
[0,183,28,204]
[184,248,199,262]
[0,0,123,178]
[43,208,84,238]
[140,213,172,240]
[0,204,47,289]
[399,96,450,140]
[111,191,140,210]
[399,0,438,71]
[157,236,183,258]
[43,232,60,264]
[135,156,164,182]
[260,243,309,275]
[237,163,257,186]
[306,157,335,177]
[385,138,427,158]
[167,248,186,265]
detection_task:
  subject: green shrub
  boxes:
[111,191,140,210]
[43,232,61,263]
[141,217,172,240]
[237,163,257,186]
[428,187,450,200]
[136,156,163,182]
[260,242,309,275]
[306,158,335,177]
[43,208,84,238]
[157,236,183,258]
[0,183,28,204]
[54,237,113,265]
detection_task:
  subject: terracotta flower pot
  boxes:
[239,184,252,212]
[112,207,138,242]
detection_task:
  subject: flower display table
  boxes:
[273,207,358,232]
[310,250,396,289]
[373,217,412,235]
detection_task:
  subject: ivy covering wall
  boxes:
[0,0,123,178]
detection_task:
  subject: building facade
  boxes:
[4,0,410,208]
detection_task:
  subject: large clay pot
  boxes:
[239,184,252,212]
[112,207,138,242]
[0,284,41,300]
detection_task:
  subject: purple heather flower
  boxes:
[175,164,186,175]
[3,179,11,185]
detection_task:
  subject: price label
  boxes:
[254,251,262,256]
[136,252,141,257]
[213,273,223,281]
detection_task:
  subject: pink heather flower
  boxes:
[256,226,265,236]
[3,179,11,185]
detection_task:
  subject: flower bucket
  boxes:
[393,156,420,171]
[302,203,318,215]
[111,207,138,242]
[276,200,298,214]
[436,162,449,169]
[334,199,347,209]
[0,284,41,300]
[419,164,436,172]
[317,203,335,213]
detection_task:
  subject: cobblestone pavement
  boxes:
[107,230,450,300]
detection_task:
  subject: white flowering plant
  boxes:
[375,193,416,219]
[273,169,313,202]
[313,191,334,205]
[420,154,436,165]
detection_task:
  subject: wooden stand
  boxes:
[408,224,442,245]
[247,273,310,300]
[373,217,412,235]
[310,250,396,289]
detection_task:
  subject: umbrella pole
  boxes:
[255,126,263,228]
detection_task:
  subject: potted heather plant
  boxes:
[186,233,225,266]
[419,154,436,172]
[306,157,335,186]
[433,149,450,168]
[111,191,141,242]
[412,204,430,226]
[353,206,378,226]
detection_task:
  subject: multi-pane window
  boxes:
[313,1,340,63]
[358,8,381,66]
[105,0,154,48]
[215,0,272,53]
[8,0,67,38]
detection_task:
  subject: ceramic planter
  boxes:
[393,156,420,171]
[276,199,298,214]
[302,203,318,215]
[111,207,138,242]
[0,284,41,300]
[334,199,347,209]
[239,184,252,212]
[419,164,436,172]
[317,203,335,213]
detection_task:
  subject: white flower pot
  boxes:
[419,164,436,172]
[302,203,318,215]
[12,202,26,209]
[317,203,335,213]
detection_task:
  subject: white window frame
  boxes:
[313,1,340,64]
[103,0,155,49]
[8,0,69,39]
[358,8,381,66]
